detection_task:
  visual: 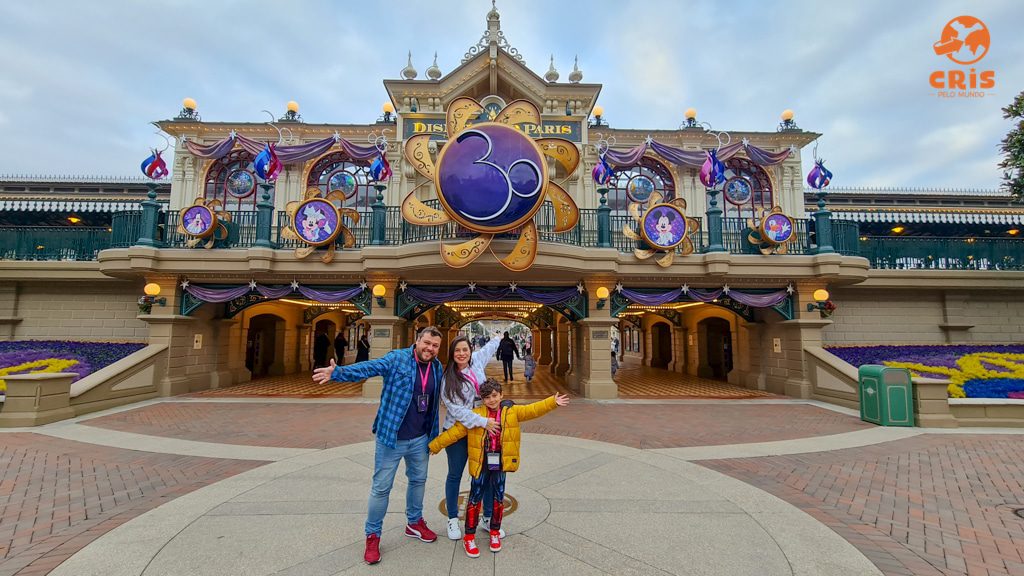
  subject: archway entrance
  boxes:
[650,323,672,369]
[246,314,285,378]
[698,317,732,381]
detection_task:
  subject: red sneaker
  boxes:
[463,534,480,558]
[404,518,437,542]
[489,529,502,552]
[364,534,381,564]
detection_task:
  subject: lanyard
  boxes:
[464,370,479,393]
[488,408,501,451]
[417,363,431,395]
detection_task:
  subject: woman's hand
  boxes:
[554,393,570,406]
[484,418,500,433]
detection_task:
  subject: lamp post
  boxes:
[254,184,276,248]
[806,288,835,318]
[138,282,167,315]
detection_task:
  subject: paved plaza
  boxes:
[2,391,1024,575]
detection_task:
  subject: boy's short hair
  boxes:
[478,379,502,398]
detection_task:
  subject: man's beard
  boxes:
[416,348,435,363]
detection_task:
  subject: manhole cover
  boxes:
[1015,508,1024,520]
[439,491,518,519]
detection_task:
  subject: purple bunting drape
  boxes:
[603,139,793,170]
[403,286,581,306]
[183,283,364,304]
[183,134,381,165]
[619,287,788,308]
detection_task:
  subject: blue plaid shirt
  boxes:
[330,346,443,449]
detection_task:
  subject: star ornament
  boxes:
[576,283,585,294]
[180,279,190,289]
[467,282,477,292]
[359,281,368,290]
[508,281,518,292]
[248,280,258,290]
[291,280,300,291]
[398,281,408,292]
[614,282,624,293]
[401,97,581,271]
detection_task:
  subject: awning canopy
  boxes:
[0,199,142,212]
[832,210,1024,225]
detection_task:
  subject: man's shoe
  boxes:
[364,534,381,564]
[481,516,505,538]
[463,534,480,558]
[489,530,502,552]
[446,517,462,540]
[405,518,437,542]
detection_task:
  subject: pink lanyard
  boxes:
[464,370,480,394]
[417,362,430,395]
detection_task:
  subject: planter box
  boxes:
[949,398,1024,428]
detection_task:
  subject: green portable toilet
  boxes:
[858,365,914,426]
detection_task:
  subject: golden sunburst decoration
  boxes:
[746,206,796,254]
[623,193,700,267]
[178,197,231,249]
[281,187,359,263]
[402,97,580,271]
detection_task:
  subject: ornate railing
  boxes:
[861,237,1024,270]
[0,226,111,261]
[12,202,1024,271]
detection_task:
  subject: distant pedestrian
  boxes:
[313,330,331,369]
[523,350,536,383]
[355,334,370,363]
[496,332,519,383]
[334,332,349,366]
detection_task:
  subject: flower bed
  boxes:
[826,345,1024,399]
[0,341,146,395]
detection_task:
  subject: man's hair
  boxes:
[503,331,510,338]
[417,326,442,340]
[478,378,503,398]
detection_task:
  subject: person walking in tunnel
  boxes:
[312,329,331,369]
[312,326,444,565]
[439,332,503,540]
[355,333,370,363]
[496,331,519,383]
[334,330,349,366]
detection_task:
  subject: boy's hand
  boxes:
[485,418,500,433]
[554,393,569,406]
[312,359,336,384]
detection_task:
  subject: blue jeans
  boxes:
[366,434,429,537]
[444,436,493,519]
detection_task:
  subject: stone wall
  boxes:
[822,287,1024,346]
[9,281,148,342]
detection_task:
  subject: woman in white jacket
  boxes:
[440,334,502,540]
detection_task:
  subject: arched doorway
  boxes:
[698,318,732,381]
[246,314,286,378]
[650,322,672,369]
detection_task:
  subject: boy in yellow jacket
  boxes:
[429,379,569,557]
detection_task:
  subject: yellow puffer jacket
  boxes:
[429,396,558,477]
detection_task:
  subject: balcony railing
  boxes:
[9,203,1024,272]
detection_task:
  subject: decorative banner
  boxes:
[140,149,169,179]
[370,150,392,182]
[604,139,793,169]
[591,152,612,186]
[623,194,699,267]
[403,285,580,306]
[177,197,230,249]
[281,188,359,263]
[253,144,282,181]
[181,281,365,303]
[185,133,381,164]
[806,159,833,190]
[401,97,580,271]
[747,206,796,254]
[619,286,789,308]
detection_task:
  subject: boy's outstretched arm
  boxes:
[428,423,468,454]
[513,394,569,422]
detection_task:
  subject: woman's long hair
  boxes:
[442,336,472,404]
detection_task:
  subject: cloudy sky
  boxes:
[0,0,1020,189]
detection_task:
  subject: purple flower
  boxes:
[0,341,145,382]
[825,345,1024,369]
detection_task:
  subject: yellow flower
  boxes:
[0,358,79,393]
[883,352,1024,399]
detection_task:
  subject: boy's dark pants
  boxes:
[465,469,506,535]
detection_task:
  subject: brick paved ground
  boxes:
[699,434,1024,576]
[0,434,263,576]
[82,401,871,450]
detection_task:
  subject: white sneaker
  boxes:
[480,517,505,538]
[447,517,462,540]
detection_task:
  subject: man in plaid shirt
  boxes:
[313,326,444,565]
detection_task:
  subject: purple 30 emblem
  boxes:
[436,123,547,233]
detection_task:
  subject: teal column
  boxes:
[135,182,161,247]
[371,184,387,246]
[812,189,835,254]
[597,187,612,248]
[705,187,726,252]
[254,183,276,248]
